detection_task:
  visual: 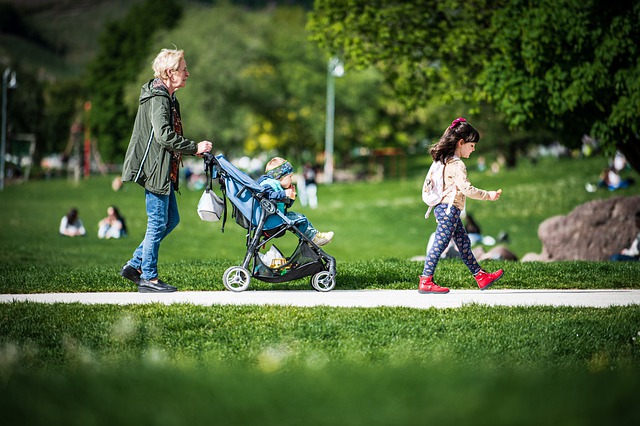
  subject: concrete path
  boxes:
[1,289,640,309]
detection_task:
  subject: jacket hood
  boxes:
[139,78,171,104]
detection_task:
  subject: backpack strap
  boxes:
[443,159,457,214]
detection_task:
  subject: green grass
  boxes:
[1,154,639,293]
[3,363,638,426]
[2,155,638,263]
[1,303,639,424]
[1,155,640,425]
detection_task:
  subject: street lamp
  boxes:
[323,57,344,184]
[1,68,18,191]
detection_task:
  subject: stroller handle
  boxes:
[203,152,216,165]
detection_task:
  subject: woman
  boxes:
[98,206,127,239]
[59,208,86,237]
[120,48,213,293]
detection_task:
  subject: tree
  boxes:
[481,0,640,171]
[308,0,640,172]
[141,4,428,170]
[86,0,182,163]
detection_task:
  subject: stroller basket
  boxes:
[253,240,327,283]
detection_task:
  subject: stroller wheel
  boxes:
[311,271,335,292]
[223,266,251,292]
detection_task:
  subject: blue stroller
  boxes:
[203,153,336,292]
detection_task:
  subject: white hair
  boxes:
[152,48,184,79]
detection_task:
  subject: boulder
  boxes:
[524,196,640,261]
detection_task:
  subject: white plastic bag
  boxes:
[197,189,224,222]
[259,245,285,267]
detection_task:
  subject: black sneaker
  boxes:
[138,279,177,293]
[120,264,141,285]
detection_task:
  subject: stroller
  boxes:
[203,153,336,292]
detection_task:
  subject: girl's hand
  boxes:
[488,189,502,201]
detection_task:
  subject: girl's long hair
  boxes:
[429,119,480,163]
[111,206,127,234]
[66,208,79,224]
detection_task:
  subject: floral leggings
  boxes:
[422,204,481,277]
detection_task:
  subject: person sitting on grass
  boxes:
[98,206,127,239]
[610,210,640,261]
[258,157,333,246]
[59,208,86,237]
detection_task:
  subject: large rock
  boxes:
[524,196,640,261]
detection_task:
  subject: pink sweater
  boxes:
[441,157,490,210]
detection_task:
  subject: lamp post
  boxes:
[323,57,344,184]
[1,68,18,191]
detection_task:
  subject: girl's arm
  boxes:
[449,161,491,200]
[59,217,68,235]
[450,161,502,201]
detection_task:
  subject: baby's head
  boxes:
[265,157,294,187]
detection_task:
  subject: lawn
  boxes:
[1,154,640,425]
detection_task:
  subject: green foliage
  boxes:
[308,0,498,107]
[86,0,183,162]
[135,4,430,165]
[482,1,640,153]
[308,0,640,170]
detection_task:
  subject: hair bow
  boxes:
[449,117,467,130]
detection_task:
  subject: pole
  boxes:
[0,68,16,191]
[83,101,92,178]
[1,69,9,191]
[323,57,343,185]
[323,66,336,184]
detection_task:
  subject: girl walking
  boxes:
[420,117,504,294]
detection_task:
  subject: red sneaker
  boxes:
[418,275,450,294]
[475,269,504,290]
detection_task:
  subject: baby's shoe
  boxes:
[475,269,504,290]
[418,275,450,294]
[313,231,334,246]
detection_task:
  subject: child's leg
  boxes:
[422,204,457,276]
[451,217,482,275]
[286,211,317,240]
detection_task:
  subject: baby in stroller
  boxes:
[258,157,334,246]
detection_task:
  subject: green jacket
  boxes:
[122,79,198,195]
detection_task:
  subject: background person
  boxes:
[59,208,86,237]
[610,210,640,261]
[302,162,318,209]
[120,48,213,293]
[98,206,127,239]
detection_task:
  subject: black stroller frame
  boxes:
[203,153,337,292]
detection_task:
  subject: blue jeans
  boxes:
[128,188,180,280]
[286,211,317,240]
[422,204,480,277]
[610,253,639,261]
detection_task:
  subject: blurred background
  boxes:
[1,0,638,185]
